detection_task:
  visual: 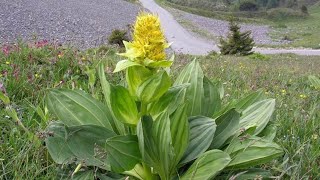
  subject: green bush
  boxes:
[108,29,129,47]
[239,0,258,11]
[219,19,255,56]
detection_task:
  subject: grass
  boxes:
[1,42,319,179]
[269,5,320,49]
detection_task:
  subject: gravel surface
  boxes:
[0,0,140,49]
[169,8,286,45]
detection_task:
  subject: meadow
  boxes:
[0,41,319,179]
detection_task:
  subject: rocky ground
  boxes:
[0,0,140,49]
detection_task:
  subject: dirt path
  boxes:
[140,0,320,56]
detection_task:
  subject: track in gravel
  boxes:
[0,0,140,49]
[140,0,320,56]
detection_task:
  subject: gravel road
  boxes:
[0,0,140,49]
[140,0,216,55]
[140,0,320,56]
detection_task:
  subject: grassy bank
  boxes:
[0,43,319,178]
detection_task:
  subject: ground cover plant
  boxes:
[0,13,319,180]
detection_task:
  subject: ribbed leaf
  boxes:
[240,99,275,135]
[126,66,152,98]
[181,150,231,180]
[137,113,174,179]
[202,77,221,117]
[180,116,216,164]
[73,170,94,180]
[97,63,125,134]
[45,122,115,168]
[105,135,141,173]
[113,60,141,73]
[110,85,139,125]
[46,89,113,130]
[170,104,189,169]
[225,137,283,169]
[174,60,204,116]
[214,90,264,118]
[137,71,171,103]
[210,109,240,149]
[148,84,189,117]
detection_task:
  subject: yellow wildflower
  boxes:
[119,12,169,62]
[35,73,39,78]
[281,89,286,95]
[299,94,307,99]
[312,134,318,140]
[5,61,10,65]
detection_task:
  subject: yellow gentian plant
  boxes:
[44,12,283,180]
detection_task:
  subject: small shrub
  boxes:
[219,19,255,56]
[239,0,258,11]
[300,5,309,15]
[108,29,129,47]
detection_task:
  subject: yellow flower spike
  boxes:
[119,12,169,63]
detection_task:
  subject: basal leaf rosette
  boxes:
[114,12,172,73]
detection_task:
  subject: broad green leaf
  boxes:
[180,116,216,164]
[45,122,74,164]
[126,66,152,98]
[113,60,141,73]
[105,135,141,173]
[148,84,189,117]
[258,124,277,141]
[213,90,264,118]
[210,109,240,149]
[72,170,94,180]
[181,150,231,180]
[45,122,115,168]
[240,99,275,135]
[170,104,189,168]
[137,71,171,103]
[65,125,115,167]
[174,59,204,116]
[97,63,125,135]
[231,169,272,180]
[137,113,174,179]
[308,75,320,89]
[225,137,283,169]
[202,77,221,117]
[110,85,139,125]
[235,89,264,112]
[46,89,113,130]
[144,59,173,68]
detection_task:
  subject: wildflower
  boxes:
[281,89,286,95]
[312,134,318,140]
[58,52,63,58]
[115,12,172,72]
[35,73,39,78]
[299,94,307,99]
[5,61,10,65]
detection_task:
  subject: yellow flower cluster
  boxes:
[120,13,168,63]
